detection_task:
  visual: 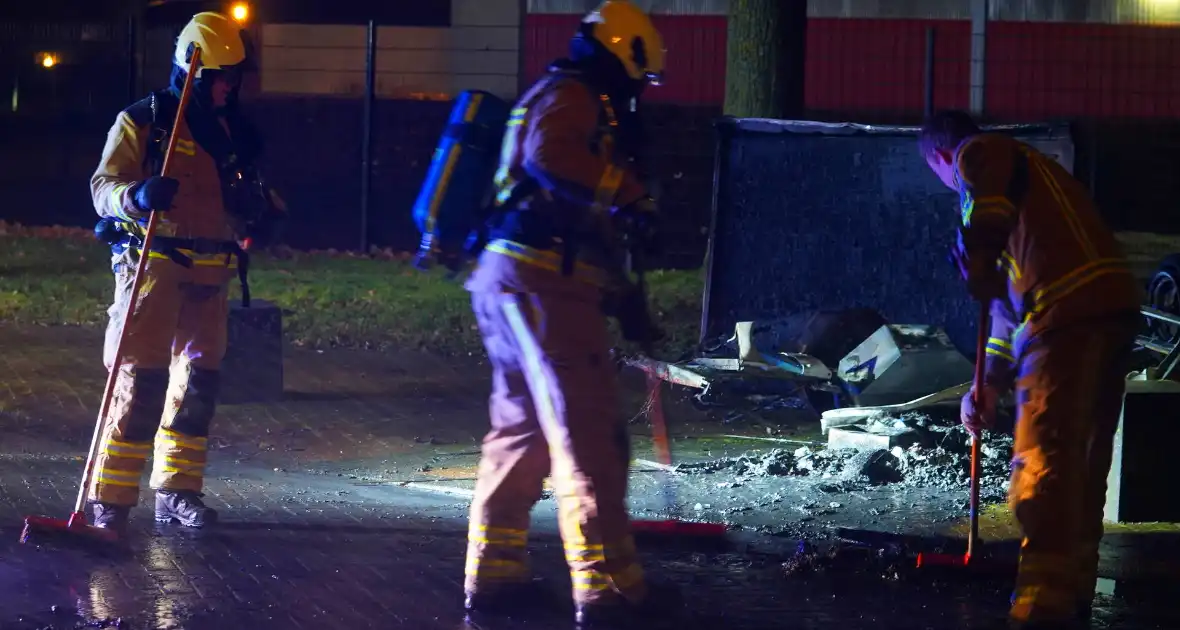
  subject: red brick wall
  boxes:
[524,15,1180,121]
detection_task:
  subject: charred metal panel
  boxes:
[702,118,1074,359]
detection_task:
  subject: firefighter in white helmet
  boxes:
[88,11,285,537]
[461,2,678,627]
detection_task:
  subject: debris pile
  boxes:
[675,415,1014,500]
[891,428,1013,501]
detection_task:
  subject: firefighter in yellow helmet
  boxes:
[88,11,285,537]
[461,2,675,627]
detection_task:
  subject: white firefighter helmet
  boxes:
[582,1,666,85]
[173,12,248,76]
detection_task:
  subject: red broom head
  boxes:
[915,551,970,568]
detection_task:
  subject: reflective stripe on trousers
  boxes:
[1007,317,1135,623]
[464,286,646,605]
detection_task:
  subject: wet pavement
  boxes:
[1,325,1179,629]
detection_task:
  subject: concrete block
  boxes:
[828,425,920,451]
[220,299,284,405]
[1104,379,1180,524]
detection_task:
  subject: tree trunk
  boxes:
[723,0,808,119]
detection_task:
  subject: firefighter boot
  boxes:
[464,579,555,618]
[575,582,684,628]
[91,502,131,537]
[155,490,218,528]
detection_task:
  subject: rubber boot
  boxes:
[91,502,131,537]
[155,490,218,528]
[464,579,554,618]
[574,582,684,628]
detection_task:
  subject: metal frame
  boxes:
[1139,306,1180,380]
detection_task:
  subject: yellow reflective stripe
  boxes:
[971,195,1016,223]
[107,439,152,452]
[1000,251,1022,281]
[422,94,483,236]
[97,468,142,478]
[159,428,207,451]
[469,524,527,536]
[468,524,528,546]
[110,184,135,221]
[986,335,1015,363]
[987,336,1013,351]
[502,297,564,444]
[495,175,516,204]
[506,106,527,128]
[423,148,462,235]
[468,535,527,546]
[985,346,1015,363]
[486,239,605,286]
[565,543,606,563]
[571,570,613,591]
[103,446,149,459]
[1029,154,1097,260]
[96,468,142,487]
[96,476,140,487]
[1030,258,1130,315]
[159,466,203,475]
[109,439,151,450]
[136,248,239,268]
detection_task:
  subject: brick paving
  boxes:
[1,325,1178,629]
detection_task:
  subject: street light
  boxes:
[230,2,249,23]
[39,53,57,69]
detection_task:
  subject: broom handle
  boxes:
[73,46,203,514]
[967,303,990,559]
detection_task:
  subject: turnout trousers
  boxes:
[1007,314,1138,624]
[89,251,234,506]
[464,249,646,607]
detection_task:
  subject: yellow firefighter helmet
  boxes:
[582,1,666,84]
[173,12,248,76]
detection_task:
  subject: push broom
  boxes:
[20,45,203,546]
[915,304,990,569]
[625,246,727,543]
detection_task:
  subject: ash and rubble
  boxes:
[675,411,1013,502]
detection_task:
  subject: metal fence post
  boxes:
[126,14,138,103]
[360,19,376,252]
[969,0,988,116]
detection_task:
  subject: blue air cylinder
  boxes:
[412,90,511,271]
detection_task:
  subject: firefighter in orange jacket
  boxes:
[460,2,676,627]
[920,111,1140,629]
[88,12,284,536]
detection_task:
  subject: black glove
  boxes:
[131,176,180,213]
[604,283,664,346]
[614,196,661,257]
